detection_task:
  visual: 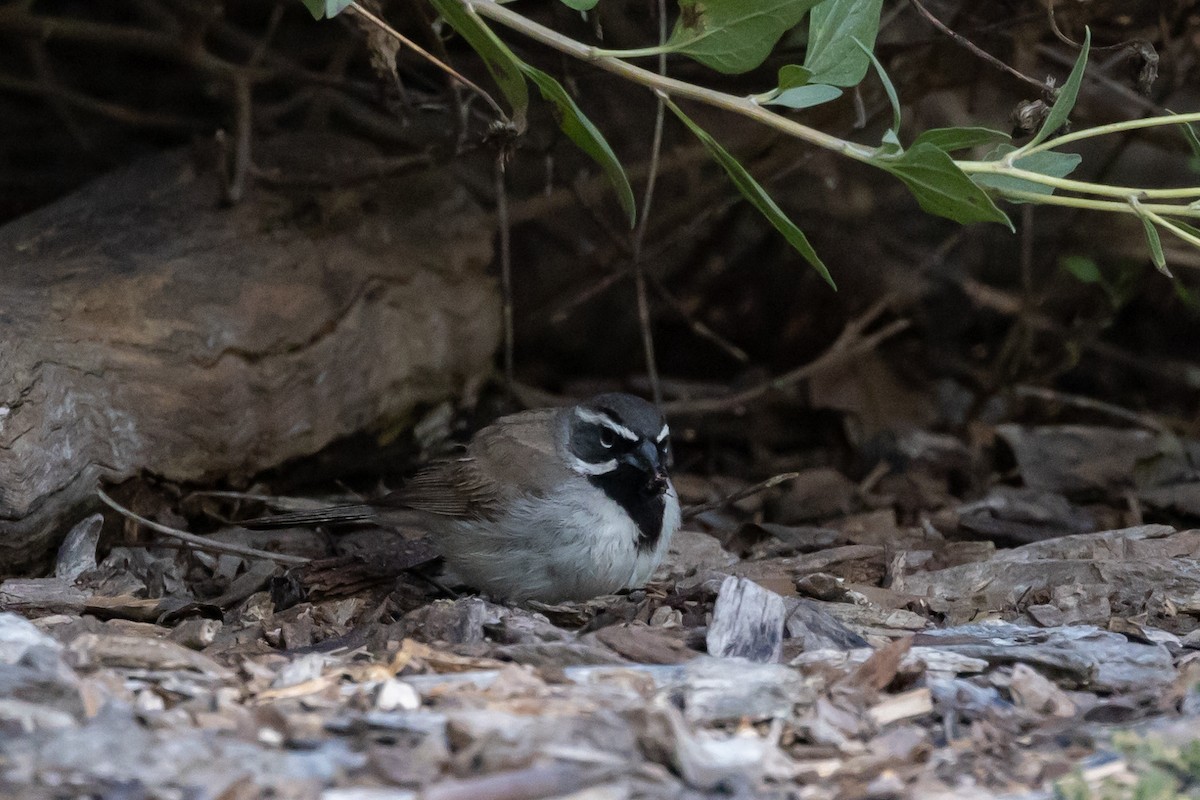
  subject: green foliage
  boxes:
[427,0,529,130]
[912,127,1011,152]
[764,84,843,109]
[1060,255,1144,309]
[853,36,901,137]
[874,143,1013,228]
[1026,27,1091,148]
[803,0,884,87]
[664,0,824,74]
[1174,112,1200,159]
[520,64,636,226]
[294,0,1200,286]
[973,145,1083,197]
[300,0,352,20]
[1137,214,1170,276]
[776,65,813,89]
[1055,733,1200,800]
[760,65,842,110]
[665,98,835,289]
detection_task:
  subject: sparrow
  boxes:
[245,393,680,602]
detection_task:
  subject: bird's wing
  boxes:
[380,407,564,521]
[379,457,502,519]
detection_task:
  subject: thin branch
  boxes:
[1012,385,1170,434]
[346,2,507,120]
[907,0,1051,95]
[648,276,750,364]
[25,40,93,152]
[662,300,911,414]
[1045,1,1138,53]
[957,160,1200,201]
[97,487,310,565]
[496,157,515,403]
[0,72,208,130]
[632,0,669,408]
[683,472,801,521]
[221,74,253,205]
[1000,189,1200,220]
[1018,110,1200,157]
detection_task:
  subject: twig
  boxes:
[662,300,911,414]
[1036,43,1166,118]
[496,157,515,403]
[0,73,208,130]
[958,276,1200,391]
[683,472,800,521]
[222,74,253,205]
[96,487,310,565]
[907,0,1051,96]
[250,153,432,188]
[1045,1,1139,53]
[631,0,668,408]
[1012,385,1171,434]
[25,40,93,152]
[648,276,750,364]
[346,2,507,121]
[548,270,629,325]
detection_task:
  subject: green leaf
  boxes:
[853,36,900,136]
[665,98,835,288]
[879,128,902,154]
[973,144,1082,197]
[1169,110,1200,159]
[1172,219,1200,240]
[764,84,842,109]
[777,65,813,90]
[560,0,600,9]
[520,64,636,226]
[665,0,824,74]
[874,142,1013,228]
[428,0,529,130]
[1028,27,1090,147]
[912,127,1011,153]
[803,0,884,86]
[1139,216,1171,276]
[1060,255,1103,284]
[300,0,353,19]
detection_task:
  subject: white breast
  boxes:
[432,480,681,602]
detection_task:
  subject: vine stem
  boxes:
[1002,189,1200,218]
[461,0,875,163]
[958,161,1200,201]
[1017,110,1200,157]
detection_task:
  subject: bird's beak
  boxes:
[622,440,668,494]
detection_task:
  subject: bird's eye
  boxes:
[599,427,615,448]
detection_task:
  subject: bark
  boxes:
[0,138,500,570]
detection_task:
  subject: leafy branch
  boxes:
[300,0,1200,283]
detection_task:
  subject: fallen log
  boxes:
[0,137,500,570]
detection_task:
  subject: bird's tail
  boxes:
[239,503,376,529]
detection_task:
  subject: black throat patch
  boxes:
[589,465,667,553]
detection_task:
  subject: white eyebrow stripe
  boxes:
[574,408,638,441]
[568,456,618,475]
[656,424,670,443]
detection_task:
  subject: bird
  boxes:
[244,393,680,603]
